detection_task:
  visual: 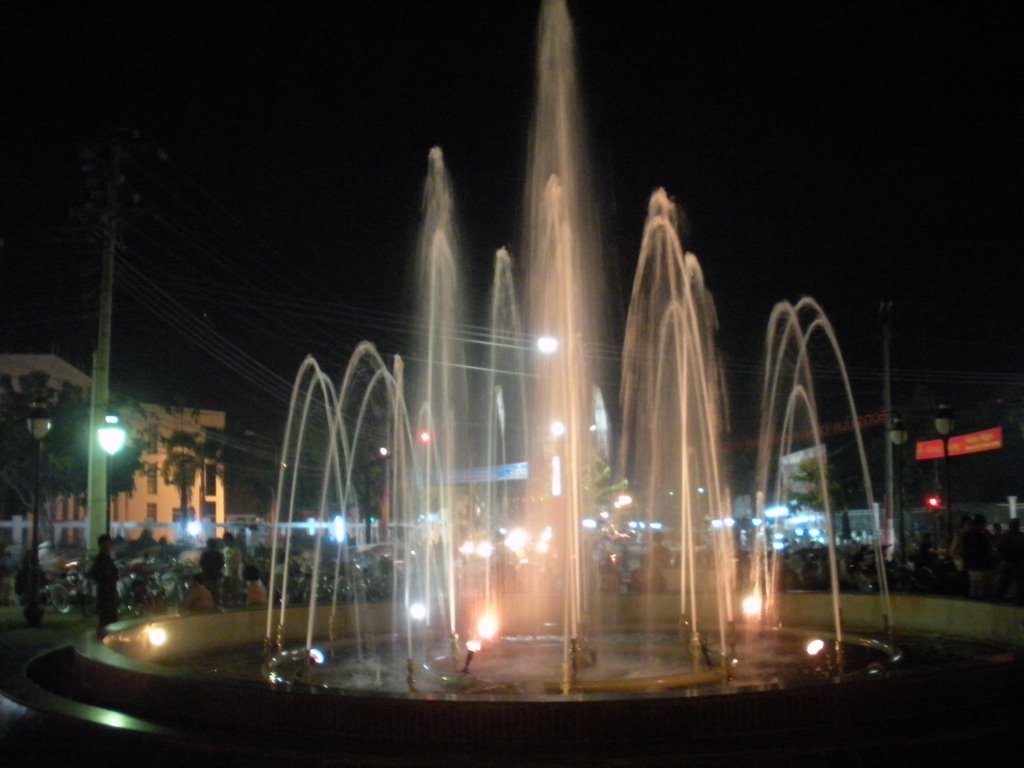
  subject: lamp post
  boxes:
[889,416,909,564]
[24,402,51,628]
[98,414,127,536]
[934,403,955,545]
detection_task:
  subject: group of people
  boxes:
[950,513,1024,602]
[89,530,269,638]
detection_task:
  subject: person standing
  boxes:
[0,544,17,606]
[90,534,120,638]
[962,514,994,600]
[221,532,242,606]
[199,536,225,607]
[994,518,1024,603]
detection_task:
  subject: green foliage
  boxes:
[160,428,222,517]
[0,371,143,523]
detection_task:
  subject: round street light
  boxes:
[24,402,51,628]
[98,414,127,535]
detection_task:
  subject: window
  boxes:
[147,466,158,494]
[204,463,217,498]
[146,503,157,520]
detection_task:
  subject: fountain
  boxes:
[12,1,1023,765]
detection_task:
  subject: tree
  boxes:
[789,457,856,542]
[0,370,143,540]
[160,429,222,522]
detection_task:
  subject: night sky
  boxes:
[2,1,1021,449]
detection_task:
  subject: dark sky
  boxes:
[2,1,1021,440]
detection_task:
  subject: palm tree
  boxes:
[160,430,214,523]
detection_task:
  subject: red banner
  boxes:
[915,427,1003,460]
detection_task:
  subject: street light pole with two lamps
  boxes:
[888,416,909,565]
[934,404,955,546]
[23,402,51,628]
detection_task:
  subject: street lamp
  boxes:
[98,414,126,536]
[24,402,51,628]
[934,403,955,545]
[889,416,909,564]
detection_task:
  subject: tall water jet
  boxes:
[619,188,735,666]
[412,147,468,649]
[523,0,609,690]
[751,297,893,645]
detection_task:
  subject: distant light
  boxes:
[614,494,632,509]
[477,614,498,640]
[378,446,389,457]
[147,627,167,647]
[588,424,597,432]
[581,518,597,529]
[697,487,706,494]
[309,648,325,665]
[460,541,475,556]
[418,430,431,445]
[649,521,663,530]
[551,455,562,497]
[333,515,346,542]
[476,541,494,559]
[504,528,528,551]
[549,420,565,438]
[806,639,825,656]
[186,521,201,537]
[466,639,482,652]
[751,518,764,527]
[537,336,559,354]
[764,506,789,518]
[306,516,317,536]
[409,602,427,621]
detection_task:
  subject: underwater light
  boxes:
[477,614,498,640]
[147,627,167,647]
[741,594,762,618]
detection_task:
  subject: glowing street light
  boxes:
[98,414,126,536]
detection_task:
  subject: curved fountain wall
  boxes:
[50,596,1022,760]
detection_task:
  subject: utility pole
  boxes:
[881,302,895,560]
[86,140,121,554]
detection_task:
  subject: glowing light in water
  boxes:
[147,627,167,647]
[477,614,498,640]
[741,594,762,618]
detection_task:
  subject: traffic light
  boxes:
[925,495,942,510]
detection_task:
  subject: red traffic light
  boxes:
[926,495,942,510]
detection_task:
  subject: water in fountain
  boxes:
[260,0,894,695]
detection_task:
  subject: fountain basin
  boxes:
[37,593,1020,763]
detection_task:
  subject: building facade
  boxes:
[0,354,226,547]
